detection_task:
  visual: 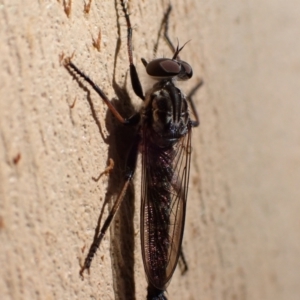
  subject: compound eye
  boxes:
[146,58,180,78]
[177,60,193,80]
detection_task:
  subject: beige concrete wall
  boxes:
[1,0,300,299]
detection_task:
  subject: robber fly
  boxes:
[64,1,202,299]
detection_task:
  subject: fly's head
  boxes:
[141,57,193,81]
[141,41,193,81]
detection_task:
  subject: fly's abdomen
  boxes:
[146,165,173,287]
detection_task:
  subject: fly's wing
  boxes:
[140,126,192,290]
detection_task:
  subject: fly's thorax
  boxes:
[142,81,190,146]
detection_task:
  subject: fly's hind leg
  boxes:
[80,135,140,276]
[62,54,141,276]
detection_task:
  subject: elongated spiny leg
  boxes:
[80,135,140,276]
[64,58,140,125]
[187,80,204,127]
[161,5,189,61]
[154,5,179,58]
[153,4,173,58]
[119,0,145,100]
[162,4,176,54]
[63,56,141,274]
[153,5,187,61]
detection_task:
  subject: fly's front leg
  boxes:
[80,134,140,276]
[120,0,145,100]
[187,80,204,127]
[153,4,186,61]
[153,4,173,58]
[154,4,178,57]
[162,4,176,54]
[64,57,140,125]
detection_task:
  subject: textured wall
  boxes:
[1,0,300,299]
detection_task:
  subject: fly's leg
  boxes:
[64,57,140,125]
[63,55,140,274]
[153,4,173,58]
[119,0,144,100]
[187,80,203,127]
[161,5,191,61]
[80,135,140,276]
[178,246,188,274]
[162,5,176,54]
[153,5,178,59]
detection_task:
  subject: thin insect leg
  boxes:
[153,4,173,58]
[161,5,191,61]
[80,136,140,276]
[187,80,204,127]
[162,4,176,54]
[119,0,144,100]
[64,58,140,125]
[155,4,185,61]
[80,179,131,276]
[141,5,183,67]
[178,246,188,274]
